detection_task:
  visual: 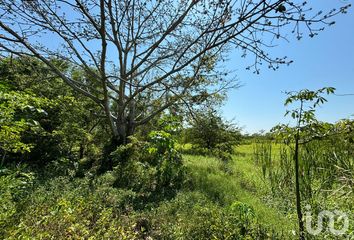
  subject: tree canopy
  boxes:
[0,0,350,143]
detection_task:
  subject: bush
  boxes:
[0,58,104,167]
[2,175,139,239]
[0,165,35,238]
[110,131,185,199]
[183,108,241,161]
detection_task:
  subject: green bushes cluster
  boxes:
[0,166,35,238]
[111,130,185,200]
[0,84,52,156]
[0,57,105,168]
[181,108,241,162]
[1,174,138,239]
[0,167,287,240]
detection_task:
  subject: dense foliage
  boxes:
[0,57,106,166]
[183,108,241,161]
[1,56,353,239]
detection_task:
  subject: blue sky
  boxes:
[222,1,354,134]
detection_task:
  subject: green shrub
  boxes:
[183,108,241,154]
[0,166,35,238]
[111,131,185,199]
[2,176,138,239]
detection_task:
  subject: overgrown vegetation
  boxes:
[1,56,353,239]
[253,89,354,239]
[0,0,353,239]
[0,56,287,239]
[182,107,241,162]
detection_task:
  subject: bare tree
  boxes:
[0,0,350,145]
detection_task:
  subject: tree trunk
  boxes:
[99,120,136,173]
[294,136,305,240]
[99,136,119,173]
[98,97,137,173]
[79,143,85,159]
[117,120,127,145]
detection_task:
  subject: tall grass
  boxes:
[184,152,296,237]
[252,136,354,239]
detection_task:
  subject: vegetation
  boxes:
[182,107,241,162]
[0,1,353,239]
[254,121,354,239]
[275,87,336,239]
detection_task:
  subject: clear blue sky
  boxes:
[222,1,354,134]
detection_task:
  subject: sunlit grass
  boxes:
[183,147,297,237]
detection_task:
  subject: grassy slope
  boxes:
[183,143,297,237]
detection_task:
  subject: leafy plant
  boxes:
[0,165,35,237]
[184,107,241,162]
[0,85,50,160]
[110,130,185,200]
[272,87,336,239]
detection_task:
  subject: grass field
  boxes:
[183,143,297,238]
[183,140,353,239]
